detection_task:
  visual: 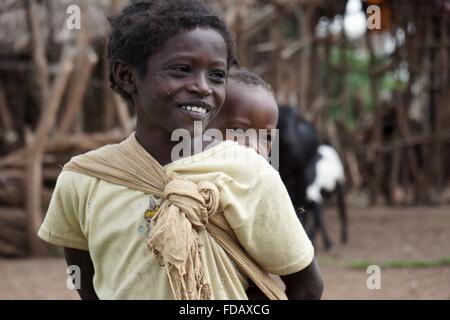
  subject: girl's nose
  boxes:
[188,74,212,97]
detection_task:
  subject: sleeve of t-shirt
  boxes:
[37,170,89,250]
[219,147,314,276]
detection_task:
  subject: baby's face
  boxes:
[209,81,278,159]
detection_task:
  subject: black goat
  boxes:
[277,106,348,250]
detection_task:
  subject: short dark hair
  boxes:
[107,0,238,105]
[227,67,274,94]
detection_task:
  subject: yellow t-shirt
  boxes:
[38,140,314,299]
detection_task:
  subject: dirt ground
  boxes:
[318,204,450,299]
[1,204,449,300]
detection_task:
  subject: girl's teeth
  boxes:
[180,105,207,114]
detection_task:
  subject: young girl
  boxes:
[38,1,322,300]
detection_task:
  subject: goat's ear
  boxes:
[112,60,137,95]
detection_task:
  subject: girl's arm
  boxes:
[281,258,324,300]
[247,258,323,300]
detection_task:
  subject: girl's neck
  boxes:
[135,126,177,166]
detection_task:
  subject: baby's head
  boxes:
[107,0,237,135]
[208,68,279,158]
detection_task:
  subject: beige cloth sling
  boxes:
[63,133,287,300]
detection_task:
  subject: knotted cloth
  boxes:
[63,133,287,300]
[148,178,219,299]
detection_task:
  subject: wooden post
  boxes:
[366,31,383,205]
[58,0,97,134]
[270,16,283,94]
[58,48,99,134]
[339,26,349,124]
[393,91,425,202]
[389,133,402,205]
[24,0,49,108]
[297,3,315,114]
[25,48,75,256]
[345,149,362,190]
[0,80,17,145]
[320,24,332,136]
[422,6,434,202]
[435,9,449,192]
[441,10,450,189]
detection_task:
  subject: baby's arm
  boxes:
[64,247,98,300]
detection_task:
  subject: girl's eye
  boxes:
[209,70,226,82]
[171,65,191,74]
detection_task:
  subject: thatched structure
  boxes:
[0,0,129,256]
[0,0,114,57]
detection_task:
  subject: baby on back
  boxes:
[208,68,279,161]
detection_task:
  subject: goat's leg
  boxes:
[311,202,332,250]
[336,182,348,244]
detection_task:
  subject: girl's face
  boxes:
[134,27,228,135]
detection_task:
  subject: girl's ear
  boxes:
[113,60,138,95]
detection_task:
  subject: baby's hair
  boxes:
[107,0,238,105]
[227,68,274,95]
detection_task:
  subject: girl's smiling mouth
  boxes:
[177,101,213,117]
[179,105,208,114]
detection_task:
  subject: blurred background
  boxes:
[0,0,449,299]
